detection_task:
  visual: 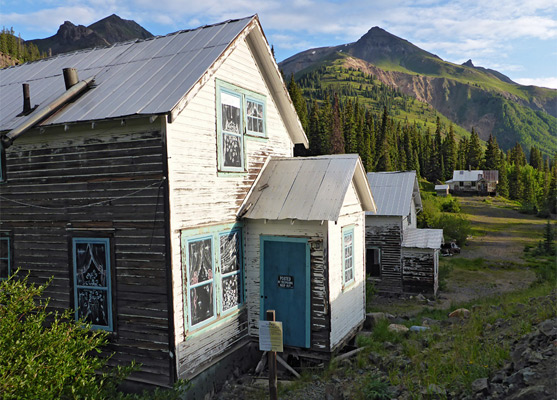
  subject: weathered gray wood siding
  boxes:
[165,36,294,379]
[401,248,438,295]
[365,216,403,293]
[244,219,330,352]
[0,119,173,386]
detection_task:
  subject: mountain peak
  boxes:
[463,59,474,67]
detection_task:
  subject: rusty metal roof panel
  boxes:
[402,228,444,249]
[241,154,367,221]
[366,171,418,216]
[0,16,254,131]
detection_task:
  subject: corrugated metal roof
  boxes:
[435,185,449,190]
[452,170,483,182]
[366,171,420,216]
[239,154,375,221]
[402,228,444,249]
[0,17,254,131]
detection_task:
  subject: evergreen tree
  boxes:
[442,125,457,180]
[483,134,500,170]
[466,128,483,169]
[307,100,321,155]
[542,220,555,255]
[343,99,357,153]
[496,150,509,198]
[318,94,333,155]
[510,142,527,167]
[529,146,543,170]
[287,75,308,133]
[457,137,468,170]
[330,93,344,154]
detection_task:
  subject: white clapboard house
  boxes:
[365,171,443,295]
[0,15,376,393]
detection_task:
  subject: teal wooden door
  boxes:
[261,237,310,348]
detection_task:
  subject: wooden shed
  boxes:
[238,154,376,357]
[365,171,443,295]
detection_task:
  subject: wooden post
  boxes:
[266,310,278,400]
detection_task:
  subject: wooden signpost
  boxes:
[259,310,283,400]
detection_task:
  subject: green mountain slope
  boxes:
[280,27,557,158]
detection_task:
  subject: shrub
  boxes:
[362,375,390,399]
[440,197,460,213]
[434,213,471,246]
[0,273,133,399]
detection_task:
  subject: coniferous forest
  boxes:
[287,66,557,217]
[0,27,46,63]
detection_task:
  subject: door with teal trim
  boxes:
[261,236,310,348]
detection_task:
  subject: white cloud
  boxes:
[515,77,557,89]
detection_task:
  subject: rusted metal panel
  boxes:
[401,248,438,295]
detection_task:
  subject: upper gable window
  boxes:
[216,80,266,173]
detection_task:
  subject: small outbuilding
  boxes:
[435,184,449,196]
[365,171,443,295]
[239,154,376,357]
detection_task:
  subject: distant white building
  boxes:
[446,170,499,195]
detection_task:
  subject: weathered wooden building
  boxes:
[446,170,499,195]
[239,155,376,356]
[365,171,443,295]
[0,15,375,393]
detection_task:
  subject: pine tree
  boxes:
[330,94,344,154]
[442,125,457,180]
[343,99,357,153]
[457,137,468,170]
[287,75,308,133]
[319,94,333,155]
[307,100,321,155]
[496,150,509,198]
[466,128,483,169]
[483,134,500,170]
[529,146,543,170]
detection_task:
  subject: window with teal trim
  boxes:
[72,238,113,331]
[184,226,243,330]
[216,80,266,173]
[342,227,354,286]
[0,232,12,280]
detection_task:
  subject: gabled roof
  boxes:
[402,228,444,249]
[0,15,308,147]
[451,170,483,182]
[366,171,421,216]
[238,154,376,221]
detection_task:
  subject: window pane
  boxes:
[77,288,109,326]
[223,133,242,168]
[190,283,214,325]
[222,273,241,311]
[188,238,213,284]
[0,259,8,278]
[345,263,353,282]
[75,242,108,287]
[247,100,264,134]
[221,95,241,134]
[220,231,240,274]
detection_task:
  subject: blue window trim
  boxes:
[71,237,113,331]
[245,96,266,138]
[216,79,267,174]
[218,228,244,316]
[184,234,217,331]
[181,222,245,333]
[0,232,11,280]
[342,226,355,287]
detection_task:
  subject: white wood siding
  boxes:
[164,37,295,377]
[328,183,365,349]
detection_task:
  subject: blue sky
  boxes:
[1,0,556,88]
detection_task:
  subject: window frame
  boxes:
[216,80,267,173]
[185,234,217,330]
[182,224,245,332]
[71,237,113,331]
[0,231,12,280]
[342,225,355,287]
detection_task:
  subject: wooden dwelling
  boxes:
[0,15,377,394]
[446,170,499,195]
[239,155,376,357]
[365,171,443,295]
[434,184,449,196]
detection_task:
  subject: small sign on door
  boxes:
[277,275,294,289]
